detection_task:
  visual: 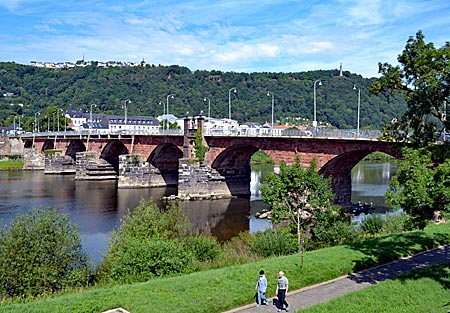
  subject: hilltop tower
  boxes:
[339,63,343,77]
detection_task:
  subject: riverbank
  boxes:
[2,222,449,312]
[0,160,23,170]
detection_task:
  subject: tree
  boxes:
[0,208,91,299]
[259,158,340,262]
[386,146,450,230]
[370,31,450,146]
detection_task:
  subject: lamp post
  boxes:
[13,116,16,135]
[267,91,274,131]
[58,109,63,132]
[166,94,174,130]
[18,115,21,134]
[204,97,211,118]
[313,79,322,136]
[47,115,50,132]
[34,112,40,133]
[89,104,96,130]
[122,99,131,126]
[52,112,56,131]
[353,84,361,137]
[228,87,237,120]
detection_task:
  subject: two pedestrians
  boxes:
[255,270,290,312]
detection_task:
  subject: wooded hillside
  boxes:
[0,62,406,129]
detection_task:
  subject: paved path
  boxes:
[223,244,450,313]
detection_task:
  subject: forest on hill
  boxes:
[0,62,406,130]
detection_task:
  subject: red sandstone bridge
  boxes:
[11,119,399,205]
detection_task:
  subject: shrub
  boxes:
[183,235,222,262]
[360,214,385,235]
[100,200,194,283]
[112,200,190,244]
[0,208,91,299]
[310,220,359,249]
[250,229,297,257]
[382,212,407,234]
[107,237,195,283]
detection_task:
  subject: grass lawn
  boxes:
[1,223,450,313]
[0,160,23,169]
[301,263,450,313]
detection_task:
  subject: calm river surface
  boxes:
[0,161,396,264]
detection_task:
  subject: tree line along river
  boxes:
[0,161,396,264]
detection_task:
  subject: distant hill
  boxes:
[0,62,406,129]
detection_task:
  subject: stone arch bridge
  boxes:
[17,122,400,205]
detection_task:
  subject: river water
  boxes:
[0,161,396,264]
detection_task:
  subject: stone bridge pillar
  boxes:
[75,151,117,180]
[23,148,45,170]
[117,154,173,188]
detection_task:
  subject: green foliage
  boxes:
[250,229,297,257]
[100,200,193,283]
[360,215,385,235]
[106,237,196,283]
[311,220,359,249]
[194,127,208,162]
[0,208,91,299]
[0,62,406,130]
[386,146,450,229]
[110,200,190,243]
[0,160,23,169]
[182,235,222,262]
[259,157,338,254]
[2,222,450,312]
[250,150,274,164]
[370,31,450,146]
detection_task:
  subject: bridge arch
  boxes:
[101,140,129,172]
[319,149,400,204]
[211,144,270,196]
[147,143,183,185]
[23,139,33,148]
[42,139,55,151]
[66,140,86,160]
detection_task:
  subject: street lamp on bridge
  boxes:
[34,112,40,133]
[122,99,131,126]
[313,79,322,136]
[228,87,237,120]
[267,91,274,131]
[353,84,361,137]
[204,96,211,119]
[166,94,174,130]
[89,104,96,130]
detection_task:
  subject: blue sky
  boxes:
[1,0,449,78]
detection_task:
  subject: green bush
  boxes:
[250,229,297,257]
[112,200,190,244]
[360,214,385,235]
[382,212,407,234]
[107,237,195,283]
[0,208,91,299]
[100,200,194,283]
[310,220,359,249]
[183,235,222,262]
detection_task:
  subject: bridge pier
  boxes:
[329,173,352,205]
[23,148,45,170]
[177,159,251,199]
[75,151,117,180]
[44,150,75,174]
[118,154,177,188]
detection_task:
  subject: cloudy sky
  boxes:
[1,0,449,78]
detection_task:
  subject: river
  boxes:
[0,161,396,264]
